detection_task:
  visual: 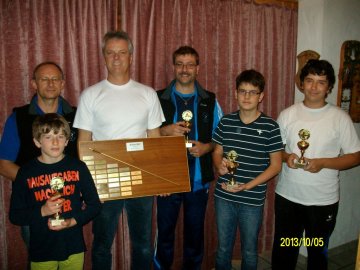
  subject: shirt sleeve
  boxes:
[9,168,43,226]
[212,99,223,134]
[73,90,94,132]
[147,89,165,130]
[212,118,224,146]
[276,110,287,146]
[0,112,20,161]
[338,112,360,154]
[267,120,284,153]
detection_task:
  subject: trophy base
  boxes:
[50,218,65,226]
[185,142,193,148]
[294,160,307,169]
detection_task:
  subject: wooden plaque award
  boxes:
[78,136,190,201]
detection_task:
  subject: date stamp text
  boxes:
[280,237,324,247]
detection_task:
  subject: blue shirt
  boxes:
[0,95,64,161]
[171,84,223,192]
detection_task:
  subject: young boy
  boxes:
[212,69,283,270]
[272,60,360,269]
[9,113,101,270]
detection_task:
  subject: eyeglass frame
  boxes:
[174,62,198,70]
[36,77,63,84]
[236,89,261,96]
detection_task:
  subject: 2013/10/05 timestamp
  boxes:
[280,237,324,247]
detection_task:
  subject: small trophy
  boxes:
[182,110,193,148]
[294,129,310,169]
[225,150,239,189]
[49,176,65,226]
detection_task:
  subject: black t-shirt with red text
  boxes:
[9,155,101,262]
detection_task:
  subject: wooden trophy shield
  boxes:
[78,136,191,201]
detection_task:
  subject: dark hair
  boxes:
[32,113,70,141]
[32,62,64,80]
[172,46,199,65]
[300,59,335,92]
[236,69,265,92]
[102,30,134,54]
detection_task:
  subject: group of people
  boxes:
[0,30,359,270]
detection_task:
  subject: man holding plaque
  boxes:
[272,60,360,269]
[154,46,222,270]
[74,31,164,270]
[212,69,283,270]
[9,114,101,270]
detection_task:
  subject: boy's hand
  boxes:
[48,218,77,231]
[286,153,300,169]
[41,194,64,217]
[303,158,324,173]
[220,182,247,192]
[217,157,229,175]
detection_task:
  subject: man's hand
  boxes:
[160,121,190,136]
[158,193,171,197]
[188,141,212,158]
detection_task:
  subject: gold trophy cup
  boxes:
[294,129,310,169]
[49,176,65,226]
[182,110,193,148]
[225,150,239,189]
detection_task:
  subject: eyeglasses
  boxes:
[37,77,63,84]
[237,89,261,96]
[174,62,197,70]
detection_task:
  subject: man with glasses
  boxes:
[0,61,77,247]
[154,46,223,270]
[212,69,283,270]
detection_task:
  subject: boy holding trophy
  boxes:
[9,113,101,270]
[212,69,283,270]
[272,59,360,269]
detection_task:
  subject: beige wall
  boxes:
[296,0,360,251]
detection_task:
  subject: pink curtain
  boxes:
[0,0,297,269]
[122,0,297,116]
[0,1,118,269]
[121,0,297,269]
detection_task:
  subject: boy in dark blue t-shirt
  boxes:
[212,70,283,270]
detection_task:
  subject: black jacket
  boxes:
[14,95,78,166]
[157,80,216,184]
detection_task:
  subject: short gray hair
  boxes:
[102,31,134,54]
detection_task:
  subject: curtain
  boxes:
[122,0,297,117]
[121,0,297,269]
[0,1,118,269]
[0,0,297,269]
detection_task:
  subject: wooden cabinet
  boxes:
[337,40,360,122]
